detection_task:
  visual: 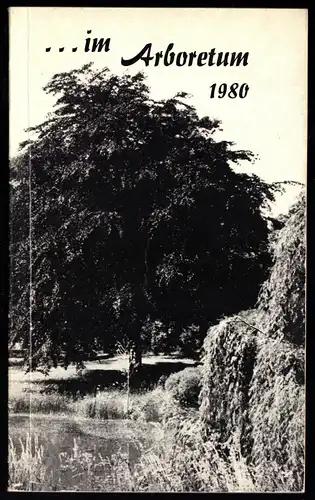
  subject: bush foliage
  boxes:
[257,191,306,345]
[165,366,202,408]
[199,192,306,491]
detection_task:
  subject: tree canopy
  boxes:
[10,63,280,372]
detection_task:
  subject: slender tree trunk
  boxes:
[129,333,142,390]
[128,282,145,388]
[134,339,142,367]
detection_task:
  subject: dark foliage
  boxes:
[10,63,280,372]
[165,366,202,408]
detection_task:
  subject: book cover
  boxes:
[8,7,307,492]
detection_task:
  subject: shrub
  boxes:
[74,390,127,420]
[199,310,259,449]
[248,338,305,491]
[128,388,170,423]
[165,367,202,408]
[199,316,305,491]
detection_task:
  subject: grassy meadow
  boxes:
[8,353,199,492]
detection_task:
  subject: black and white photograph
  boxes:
[8,7,307,492]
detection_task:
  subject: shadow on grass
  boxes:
[32,361,199,397]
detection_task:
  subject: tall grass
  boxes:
[9,424,290,492]
[9,434,52,491]
[9,387,170,423]
[7,429,253,492]
[72,386,172,423]
[8,433,135,492]
[9,392,74,415]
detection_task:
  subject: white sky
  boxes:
[9,7,307,214]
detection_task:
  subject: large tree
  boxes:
[10,63,279,375]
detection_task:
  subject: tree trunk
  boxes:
[129,340,142,390]
[134,340,142,367]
